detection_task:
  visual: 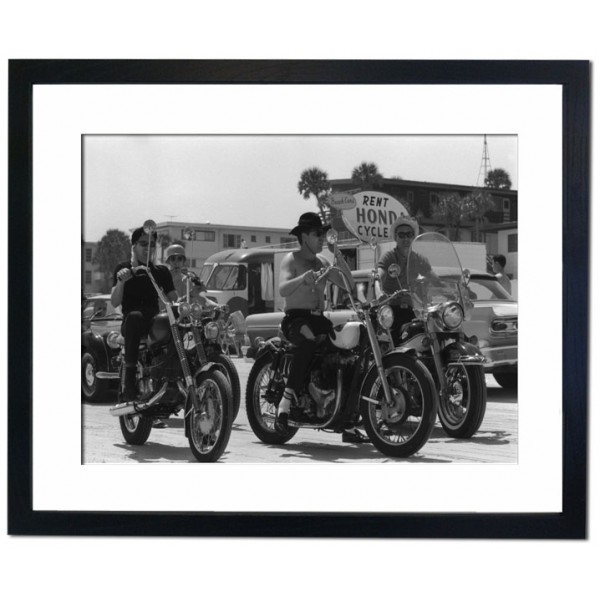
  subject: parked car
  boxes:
[244,269,518,389]
[81,294,122,402]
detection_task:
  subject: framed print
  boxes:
[7,60,589,537]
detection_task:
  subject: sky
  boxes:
[83,134,517,242]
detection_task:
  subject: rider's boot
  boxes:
[123,363,138,402]
[275,388,295,434]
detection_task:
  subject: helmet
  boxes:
[165,244,186,261]
[390,215,419,240]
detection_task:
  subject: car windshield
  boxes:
[467,277,513,301]
[82,298,122,320]
[199,263,214,284]
[206,264,247,290]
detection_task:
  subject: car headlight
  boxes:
[190,302,203,318]
[204,322,220,340]
[441,302,464,330]
[106,331,121,349]
[377,305,394,329]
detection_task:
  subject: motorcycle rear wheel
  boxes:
[360,354,437,458]
[208,352,241,422]
[119,413,153,445]
[439,364,487,438]
[187,369,233,462]
[245,352,298,444]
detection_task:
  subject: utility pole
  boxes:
[476,135,492,187]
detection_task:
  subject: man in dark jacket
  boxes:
[111,226,177,401]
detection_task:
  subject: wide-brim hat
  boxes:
[390,215,419,240]
[289,212,331,237]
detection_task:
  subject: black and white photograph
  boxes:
[2,4,596,598]
[81,134,519,465]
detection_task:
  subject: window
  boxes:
[429,192,440,207]
[407,191,414,204]
[85,270,92,284]
[223,234,242,248]
[207,265,247,290]
[85,248,93,262]
[250,235,256,243]
[503,199,510,211]
[195,230,215,242]
[508,233,518,253]
[265,236,271,243]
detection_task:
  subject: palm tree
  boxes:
[351,162,383,189]
[431,193,472,241]
[484,168,512,190]
[297,167,331,223]
[467,190,495,243]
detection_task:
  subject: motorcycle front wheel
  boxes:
[208,352,241,421]
[245,352,298,444]
[119,413,153,445]
[439,364,487,438]
[187,369,233,462]
[360,353,437,458]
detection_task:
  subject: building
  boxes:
[153,221,296,270]
[82,222,296,294]
[82,241,106,294]
[329,178,518,279]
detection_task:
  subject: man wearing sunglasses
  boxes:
[375,216,432,345]
[276,212,356,439]
[111,226,177,402]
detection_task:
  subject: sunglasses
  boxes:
[395,231,414,239]
[168,255,185,262]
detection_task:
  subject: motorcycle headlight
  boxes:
[441,302,464,330]
[106,331,121,349]
[377,305,395,329]
[190,302,203,318]
[178,302,191,318]
[204,321,220,340]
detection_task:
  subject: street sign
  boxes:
[341,191,410,243]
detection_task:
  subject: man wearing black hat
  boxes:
[276,212,356,438]
[111,226,178,402]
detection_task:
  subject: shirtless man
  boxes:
[276,212,354,435]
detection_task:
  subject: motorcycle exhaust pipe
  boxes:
[109,382,169,417]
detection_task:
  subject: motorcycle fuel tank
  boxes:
[330,321,362,349]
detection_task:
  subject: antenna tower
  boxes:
[476,135,492,187]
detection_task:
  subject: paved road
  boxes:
[82,357,517,464]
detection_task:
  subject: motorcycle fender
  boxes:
[254,337,283,363]
[398,334,429,353]
[82,330,110,371]
[442,341,485,362]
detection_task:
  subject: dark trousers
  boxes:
[121,309,156,365]
[281,311,332,395]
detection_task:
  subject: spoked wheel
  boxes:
[360,353,437,458]
[119,412,153,445]
[208,353,241,422]
[187,369,233,462]
[245,352,298,444]
[439,364,487,438]
[81,351,109,402]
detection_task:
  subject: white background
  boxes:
[1,2,597,599]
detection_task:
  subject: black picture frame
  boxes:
[8,59,590,538]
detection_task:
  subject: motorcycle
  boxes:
[245,229,438,458]
[100,220,234,462]
[385,231,487,438]
[178,271,242,421]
